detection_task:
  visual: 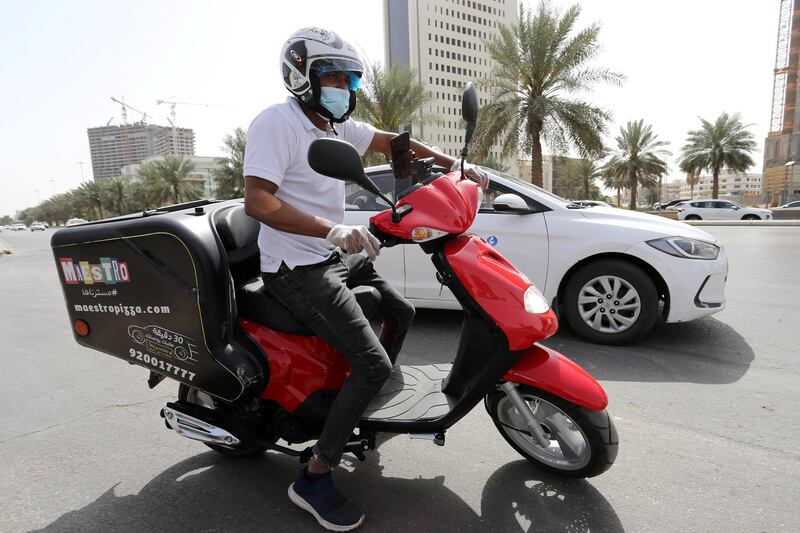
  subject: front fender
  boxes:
[503,344,608,411]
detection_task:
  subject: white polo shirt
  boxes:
[243,97,376,273]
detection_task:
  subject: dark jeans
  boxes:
[261,252,415,468]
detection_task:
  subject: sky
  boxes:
[0,0,778,217]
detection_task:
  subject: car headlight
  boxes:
[524,285,550,314]
[646,237,720,260]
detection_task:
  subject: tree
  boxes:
[603,120,670,210]
[0,215,11,225]
[680,163,700,200]
[353,63,433,167]
[471,1,623,187]
[601,170,626,207]
[103,176,130,216]
[213,128,246,200]
[75,181,106,220]
[137,156,200,205]
[677,113,756,199]
[560,159,602,199]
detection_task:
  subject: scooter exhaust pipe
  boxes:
[161,405,241,447]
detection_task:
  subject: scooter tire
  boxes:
[178,384,268,458]
[486,385,618,478]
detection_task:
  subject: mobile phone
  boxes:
[390,131,412,180]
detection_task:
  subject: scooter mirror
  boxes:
[461,83,479,150]
[307,138,383,196]
[462,82,479,124]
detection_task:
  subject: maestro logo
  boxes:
[59,257,131,285]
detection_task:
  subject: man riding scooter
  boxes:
[243,26,488,531]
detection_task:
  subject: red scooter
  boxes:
[52,85,617,479]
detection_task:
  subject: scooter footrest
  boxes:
[363,364,456,421]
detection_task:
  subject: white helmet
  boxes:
[280,27,365,123]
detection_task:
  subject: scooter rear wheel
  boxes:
[486,385,618,478]
[178,384,268,457]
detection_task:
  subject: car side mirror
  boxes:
[493,193,531,213]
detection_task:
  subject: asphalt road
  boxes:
[1,226,798,532]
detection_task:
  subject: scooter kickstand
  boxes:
[499,382,552,448]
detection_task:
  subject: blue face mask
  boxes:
[318,87,351,119]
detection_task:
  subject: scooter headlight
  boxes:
[524,285,549,314]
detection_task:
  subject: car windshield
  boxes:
[479,166,572,207]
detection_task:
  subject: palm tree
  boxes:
[560,159,602,199]
[679,159,700,200]
[353,63,433,166]
[603,120,670,210]
[103,176,130,216]
[137,156,199,205]
[471,1,623,187]
[601,169,627,207]
[677,113,756,199]
[75,181,106,219]
[213,128,246,199]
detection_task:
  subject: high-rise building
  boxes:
[87,123,195,180]
[383,0,517,162]
[763,0,800,204]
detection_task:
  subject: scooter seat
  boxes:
[236,278,382,336]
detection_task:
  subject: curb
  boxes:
[684,220,800,227]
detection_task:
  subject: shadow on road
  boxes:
[545,316,754,385]
[400,310,753,386]
[34,441,622,533]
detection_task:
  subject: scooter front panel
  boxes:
[444,235,558,350]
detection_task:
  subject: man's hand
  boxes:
[326,224,381,261]
[450,160,489,189]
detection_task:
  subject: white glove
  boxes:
[326,224,381,261]
[450,159,489,189]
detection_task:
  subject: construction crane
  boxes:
[156,99,224,154]
[110,96,149,166]
[110,96,149,124]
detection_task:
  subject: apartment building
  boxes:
[87,123,195,180]
[384,0,517,162]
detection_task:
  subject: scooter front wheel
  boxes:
[486,384,618,478]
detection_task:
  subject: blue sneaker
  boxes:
[288,469,365,531]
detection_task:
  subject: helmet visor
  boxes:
[311,57,364,90]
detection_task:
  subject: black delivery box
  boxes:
[50,200,264,403]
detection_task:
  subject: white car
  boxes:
[572,200,611,208]
[677,200,772,221]
[65,218,89,227]
[344,166,729,345]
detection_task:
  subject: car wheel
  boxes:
[741,214,760,221]
[562,259,659,345]
[684,214,701,221]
